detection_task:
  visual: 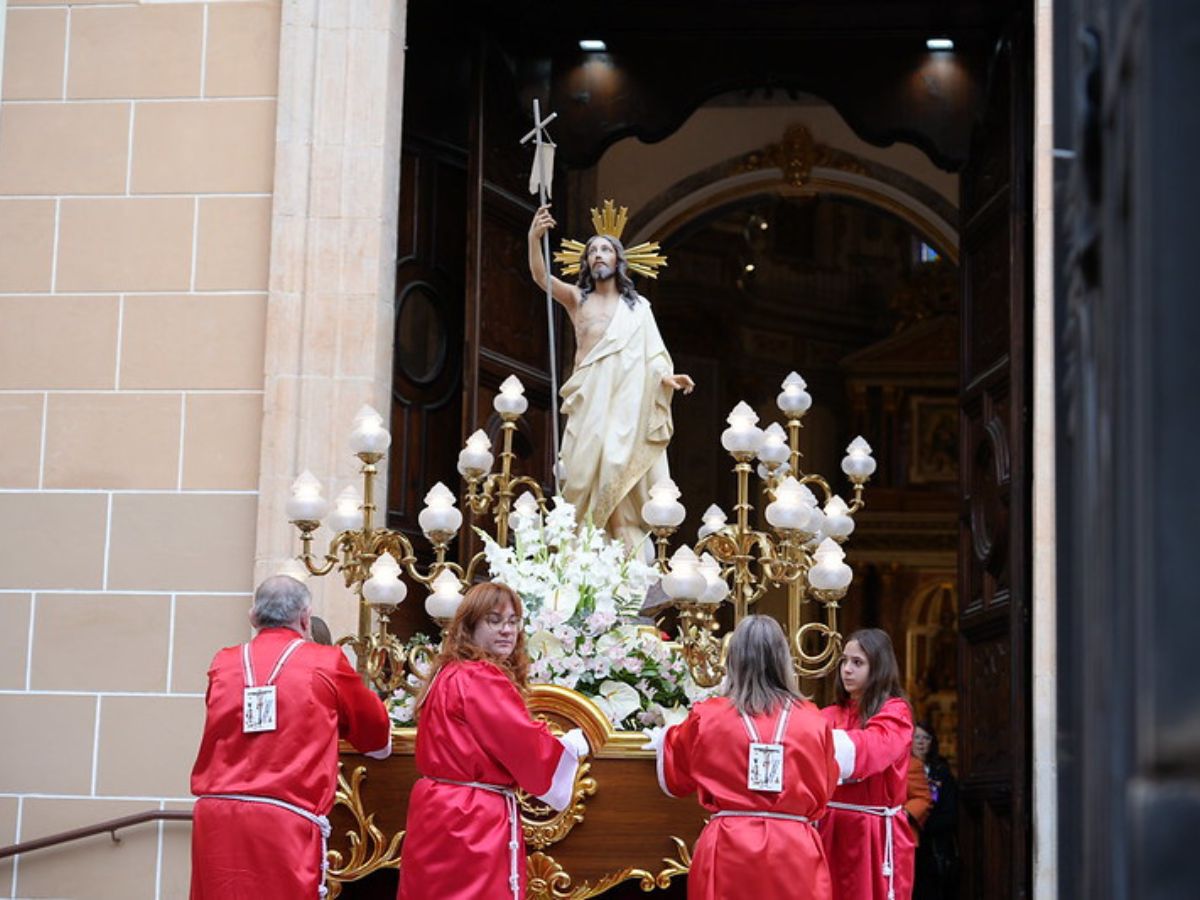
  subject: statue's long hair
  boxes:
[416,582,530,714]
[576,235,640,309]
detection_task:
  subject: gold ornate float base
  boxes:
[327,686,703,899]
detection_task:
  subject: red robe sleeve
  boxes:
[460,663,566,797]
[315,649,392,756]
[845,697,913,781]
[660,711,702,798]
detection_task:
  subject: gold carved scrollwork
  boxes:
[524,838,692,900]
[325,764,403,899]
[521,755,598,850]
[737,124,867,187]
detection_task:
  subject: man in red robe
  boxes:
[190,575,392,899]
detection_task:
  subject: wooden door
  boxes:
[956,23,1033,900]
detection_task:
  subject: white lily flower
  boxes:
[594,680,642,724]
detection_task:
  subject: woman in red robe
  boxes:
[821,628,915,900]
[397,582,587,900]
[656,615,840,900]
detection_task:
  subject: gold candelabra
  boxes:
[284,379,549,695]
[645,372,875,686]
[284,373,873,695]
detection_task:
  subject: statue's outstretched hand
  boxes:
[663,374,695,395]
[530,205,556,241]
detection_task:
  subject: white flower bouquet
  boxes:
[389,498,713,731]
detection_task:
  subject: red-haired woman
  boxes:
[821,628,916,900]
[397,582,588,900]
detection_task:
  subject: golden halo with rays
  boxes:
[552,199,669,280]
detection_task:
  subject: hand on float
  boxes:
[642,725,667,753]
[561,727,590,759]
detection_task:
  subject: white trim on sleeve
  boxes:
[832,728,857,783]
[364,739,393,760]
[655,725,680,798]
[536,739,580,812]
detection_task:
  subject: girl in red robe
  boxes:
[821,628,915,900]
[397,582,587,900]
[657,615,840,900]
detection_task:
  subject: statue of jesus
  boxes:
[528,205,694,551]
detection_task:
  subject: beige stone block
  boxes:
[96,694,205,798]
[31,593,170,692]
[2,8,67,100]
[171,594,252,693]
[0,199,54,292]
[108,493,257,593]
[195,195,272,290]
[67,4,203,100]
[182,393,263,491]
[0,394,43,488]
[132,100,276,194]
[57,198,193,292]
[206,1,281,98]
[0,493,107,590]
[43,393,182,490]
[0,102,129,195]
[0,796,16,888]
[0,296,119,390]
[0,694,96,793]
[158,801,196,900]
[15,797,158,900]
[120,294,267,390]
[0,594,32,689]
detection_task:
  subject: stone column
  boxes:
[256,0,408,640]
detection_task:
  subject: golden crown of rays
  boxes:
[553,200,669,280]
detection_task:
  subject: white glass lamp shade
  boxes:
[641,478,686,529]
[493,375,529,416]
[841,436,877,479]
[697,552,730,605]
[349,405,392,455]
[417,482,463,536]
[697,504,727,540]
[808,537,853,591]
[777,371,813,416]
[362,553,408,606]
[766,477,819,532]
[508,492,541,532]
[757,422,791,467]
[822,495,855,539]
[286,470,329,522]
[327,486,364,533]
[720,401,765,455]
[425,569,464,619]
[276,558,311,583]
[662,546,705,601]
[457,429,494,478]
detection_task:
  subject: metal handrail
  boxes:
[0,810,193,860]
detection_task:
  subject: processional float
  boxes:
[279,105,875,899]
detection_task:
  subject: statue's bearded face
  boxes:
[586,236,618,282]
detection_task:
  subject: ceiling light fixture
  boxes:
[926,37,954,51]
[579,39,607,52]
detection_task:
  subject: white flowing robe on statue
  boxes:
[559,294,675,551]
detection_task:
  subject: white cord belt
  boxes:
[427,776,521,899]
[710,810,813,824]
[199,793,332,898]
[826,801,903,900]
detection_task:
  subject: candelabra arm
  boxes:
[797,473,834,504]
[463,550,490,585]
[845,481,867,515]
[793,591,846,679]
[676,603,729,689]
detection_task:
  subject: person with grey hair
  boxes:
[189,575,392,899]
[652,615,840,900]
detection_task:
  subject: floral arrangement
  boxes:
[389,498,713,731]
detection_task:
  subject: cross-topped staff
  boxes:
[520,99,561,492]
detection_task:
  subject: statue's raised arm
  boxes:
[535,200,694,553]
